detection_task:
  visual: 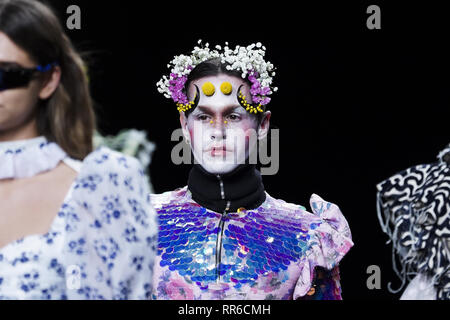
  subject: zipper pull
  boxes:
[217,174,225,200]
[224,200,231,214]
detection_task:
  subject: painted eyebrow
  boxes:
[196,105,242,114]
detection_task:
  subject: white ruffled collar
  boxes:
[0,136,67,180]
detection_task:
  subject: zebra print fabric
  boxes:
[376,143,450,300]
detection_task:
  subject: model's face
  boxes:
[0,31,43,135]
[181,74,270,175]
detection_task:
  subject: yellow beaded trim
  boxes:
[176,100,195,112]
[238,91,264,114]
[176,92,197,112]
[208,120,228,124]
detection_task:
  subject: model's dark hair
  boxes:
[0,0,95,160]
[184,58,266,122]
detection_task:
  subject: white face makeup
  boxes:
[181,74,269,175]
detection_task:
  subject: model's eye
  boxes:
[227,113,242,121]
[196,114,210,121]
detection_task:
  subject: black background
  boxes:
[47,0,449,300]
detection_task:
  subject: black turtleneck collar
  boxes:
[187,163,266,213]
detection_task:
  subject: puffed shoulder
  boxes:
[308,194,353,266]
[73,146,146,194]
[293,194,353,299]
[70,146,155,231]
[63,147,157,299]
[150,186,189,210]
[78,146,145,179]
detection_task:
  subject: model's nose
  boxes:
[210,120,226,141]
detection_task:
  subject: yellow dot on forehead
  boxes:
[220,81,233,95]
[201,82,215,96]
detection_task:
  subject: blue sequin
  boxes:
[157,201,315,291]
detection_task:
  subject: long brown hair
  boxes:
[0,0,96,160]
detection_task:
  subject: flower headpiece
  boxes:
[156,40,278,113]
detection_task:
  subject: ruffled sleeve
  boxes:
[63,147,158,299]
[293,194,353,299]
[376,150,450,300]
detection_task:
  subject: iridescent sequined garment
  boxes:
[151,186,353,300]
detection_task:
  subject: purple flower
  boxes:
[168,73,189,104]
[260,86,271,96]
[246,70,272,106]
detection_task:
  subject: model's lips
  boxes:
[208,146,230,157]
[211,149,227,157]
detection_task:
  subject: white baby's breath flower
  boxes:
[157,40,277,104]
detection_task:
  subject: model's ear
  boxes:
[38,65,61,100]
[257,111,271,140]
[179,112,190,144]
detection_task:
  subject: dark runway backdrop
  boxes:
[49,0,449,300]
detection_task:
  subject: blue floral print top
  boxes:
[0,141,158,300]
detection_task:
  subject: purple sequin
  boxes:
[156,201,318,290]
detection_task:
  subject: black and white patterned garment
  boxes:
[376,143,450,300]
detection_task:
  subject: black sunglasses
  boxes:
[0,62,58,91]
